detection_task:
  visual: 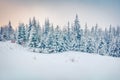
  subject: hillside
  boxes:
[0,41,120,80]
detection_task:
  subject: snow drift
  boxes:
[0,41,120,80]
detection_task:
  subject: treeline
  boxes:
[0,15,120,57]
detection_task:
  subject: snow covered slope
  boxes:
[0,41,120,80]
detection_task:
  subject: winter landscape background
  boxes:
[0,14,120,80]
[0,0,120,80]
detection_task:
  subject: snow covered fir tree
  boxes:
[0,15,120,57]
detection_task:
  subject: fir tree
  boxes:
[26,18,32,41]
[86,37,95,53]
[28,25,39,48]
[97,37,107,55]
[8,21,14,40]
[74,14,81,51]
[53,25,66,52]
[17,23,26,45]
[44,19,50,35]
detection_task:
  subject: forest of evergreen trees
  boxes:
[0,15,120,57]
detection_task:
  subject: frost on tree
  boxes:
[53,25,66,52]
[63,22,71,51]
[17,23,26,45]
[1,15,120,57]
[0,21,14,41]
[97,37,107,55]
[28,25,39,49]
[79,35,86,52]
[109,37,120,57]
[45,25,55,53]
[8,21,14,40]
[44,19,50,35]
[73,14,81,51]
[26,18,32,41]
[86,37,95,53]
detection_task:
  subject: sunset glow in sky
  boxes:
[0,0,120,29]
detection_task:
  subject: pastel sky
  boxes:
[0,0,120,29]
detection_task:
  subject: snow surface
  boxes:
[0,41,120,80]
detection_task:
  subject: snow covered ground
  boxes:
[0,41,120,80]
